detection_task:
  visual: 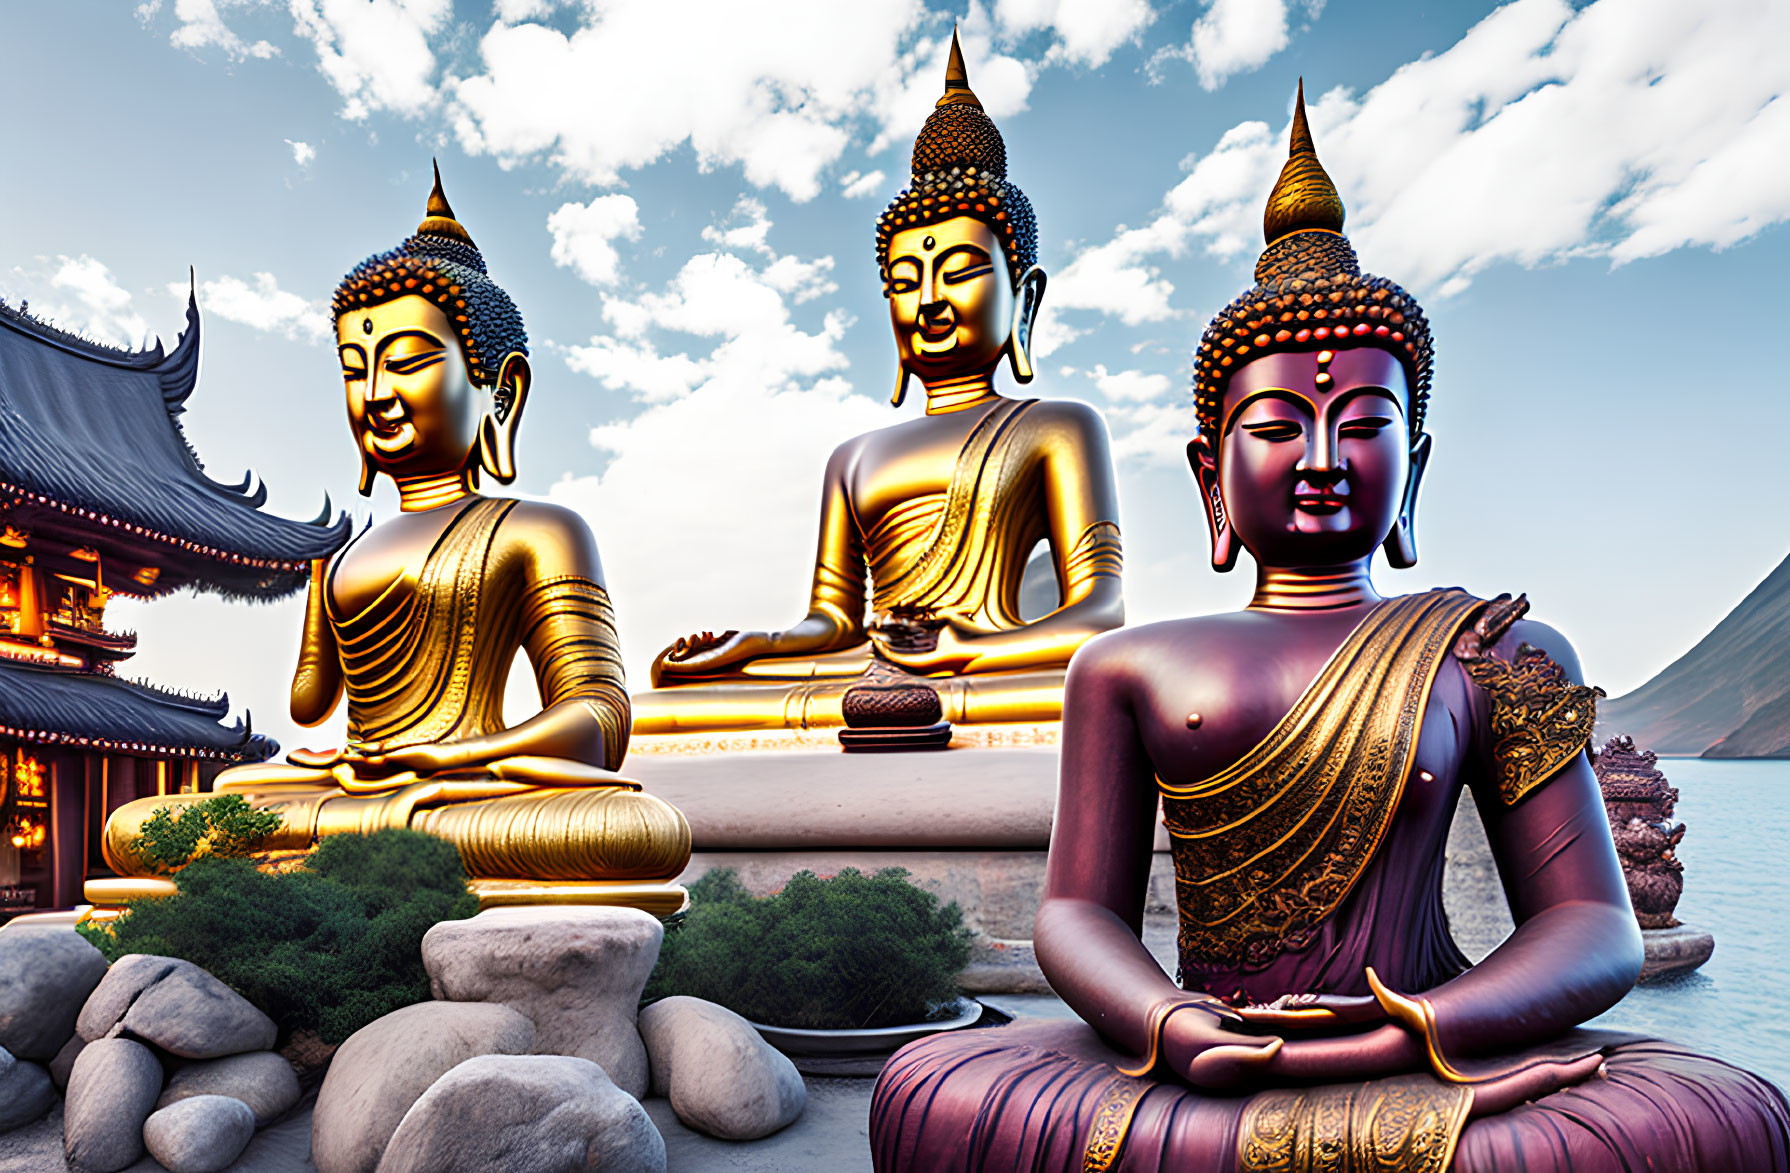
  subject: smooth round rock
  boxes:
[158,1050,301,1126]
[638,996,805,1140]
[0,927,108,1060]
[78,953,181,1041]
[0,1046,56,1134]
[423,907,661,1098]
[144,1095,256,1173]
[121,960,277,1059]
[312,1000,535,1173]
[377,1054,665,1173]
[64,1036,163,1172]
[48,1033,84,1090]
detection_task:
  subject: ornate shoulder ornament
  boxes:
[1452,593,1603,805]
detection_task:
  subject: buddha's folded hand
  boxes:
[1163,1006,1284,1090]
[287,746,346,770]
[1230,992,1386,1031]
[870,618,979,675]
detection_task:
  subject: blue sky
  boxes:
[2,0,1785,753]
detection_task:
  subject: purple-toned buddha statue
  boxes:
[868,85,1790,1172]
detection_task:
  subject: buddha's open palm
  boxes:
[653,629,763,678]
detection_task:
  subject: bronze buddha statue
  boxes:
[632,34,1124,736]
[869,85,1790,1171]
[91,168,691,916]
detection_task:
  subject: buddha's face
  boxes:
[1208,347,1418,568]
[886,216,1015,380]
[338,295,480,482]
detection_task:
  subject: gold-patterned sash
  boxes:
[1161,589,1485,969]
[867,397,1042,625]
[333,497,516,753]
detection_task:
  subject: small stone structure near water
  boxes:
[1595,735,1715,979]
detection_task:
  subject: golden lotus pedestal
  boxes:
[82,778,694,923]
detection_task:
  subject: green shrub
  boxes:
[644,867,972,1030]
[130,794,284,874]
[78,829,477,1043]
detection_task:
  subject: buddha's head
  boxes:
[875,32,1043,404]
[1188,83,1435,572]
[332,163,530,498]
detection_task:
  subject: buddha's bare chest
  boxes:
[847,412,1019,532]
[328,507,473,616]
[1132,622,1472,793]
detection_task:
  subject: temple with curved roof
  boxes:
[0,285,349,914]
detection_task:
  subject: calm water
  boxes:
[1587,758,1790,1089]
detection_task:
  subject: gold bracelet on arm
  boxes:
[1365,967,1471,1083]
[1116,994,1241,1078]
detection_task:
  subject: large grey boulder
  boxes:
[64,1036,163,1172]
[158,1050,301,1127]
[311,999,535,1173]
[143,1095,256,1173]
[78,953,179,1041]
[0,927,108,1061]
[0,1045,56,1133]
[376,1054,665,1173]
[638,996,805,1140]
[423,906,661,1098]
[122,963,277,1059]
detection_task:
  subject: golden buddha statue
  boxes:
[634,35,1123,736]
[89,167,690,916]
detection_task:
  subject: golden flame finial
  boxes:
[937,27,982,110]
[417,158,474,245]
[1262,79,1345,246]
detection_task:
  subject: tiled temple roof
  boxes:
[0,661,275,761]
[0,287,350,599]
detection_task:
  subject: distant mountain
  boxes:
[1599,552,1790,757]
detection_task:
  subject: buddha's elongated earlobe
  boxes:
[478,351,531,484]
[1007,266,1047,384]
[1189,436,1238,573]
[1383,431,1431,569]
[357,453,376,497]
[891,365,910,408]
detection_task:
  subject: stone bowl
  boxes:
[748,997,983,1056]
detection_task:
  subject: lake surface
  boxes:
[1587,758,1790,1089]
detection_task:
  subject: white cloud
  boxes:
[839,169,888,200]
[1183,0,1290,91]
[7,256,153,349]
[449,4,1036,203]
[994,0,1155,68]
[550,208,887,679]
[166,0,279,61]
[290,0,450,120]
[700,197,775,257]
[546,195,642,288]
[1052,0,1790,338]
[179,272,331,343]
[285,138,316,165]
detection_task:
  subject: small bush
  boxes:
[644,867,971,1030]
[130,794,284,873]
[78,829,477,1043]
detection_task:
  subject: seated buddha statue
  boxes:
[633,35,1123,736]
[870,87,1790,1171]
[90,168,691,916]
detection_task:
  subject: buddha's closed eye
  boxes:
[1241,420,1303,443]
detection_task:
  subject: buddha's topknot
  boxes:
[331,162,527,386]
[875,32,1037,290]
[1193,82,1431,439]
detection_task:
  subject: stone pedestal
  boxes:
[1640,925,1716,981]
[632,743,1515,993]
